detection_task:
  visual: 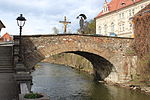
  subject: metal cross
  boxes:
[59,16,71,33]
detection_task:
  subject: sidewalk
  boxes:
[0,73,18,100]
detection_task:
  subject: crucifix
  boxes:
[59,16,71,33]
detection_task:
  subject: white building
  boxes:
[96,0,150,37]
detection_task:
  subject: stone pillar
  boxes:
[14,63,32,94]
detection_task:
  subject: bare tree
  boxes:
[52,27,59,34]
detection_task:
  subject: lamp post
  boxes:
[16,14,26,62]
[15,15,33,94]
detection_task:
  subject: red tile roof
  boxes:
[0,33,13,42]
[96,0,142,18]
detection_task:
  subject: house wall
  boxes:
[96,0,150,37]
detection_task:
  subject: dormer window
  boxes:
[131,0,136,2]
[121,2,126,6]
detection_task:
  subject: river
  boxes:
[31,63,150,100]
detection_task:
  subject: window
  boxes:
[105,7,107,12]
[129,10,132,16]
[104,24,107,35]
[119,24,122,32]
[111,22,115,32]
[121,2,126,6]
[132,9,135,15]
[141,5,144,9]
[119,23,125,32]
[122,13,124,18]
[103,7,108,12]
[98,26,101,34]
[131,0,135,2]
[122,24,125,31]
[119,12,125,19]
[129,23,132,30]
[119,13,121,18]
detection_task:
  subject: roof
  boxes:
[1,33,13,40]
[0,20,6,29]
[2,33,10,38]
[96,0,142,19]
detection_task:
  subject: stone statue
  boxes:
[80,17,84,31]
[77,14,87,34]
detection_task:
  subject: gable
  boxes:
[0,20,5,29]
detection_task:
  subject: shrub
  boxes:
[24,93,43,99]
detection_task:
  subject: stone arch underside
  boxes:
[66,51,114,81]
[23,46,115,81]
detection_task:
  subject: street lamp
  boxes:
[16,14,26,62]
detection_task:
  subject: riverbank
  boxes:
[104,80,150,95]
[121,82,150,95]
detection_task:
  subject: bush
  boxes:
[24,93,43,99]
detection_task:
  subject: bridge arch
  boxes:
[24,46,115,81]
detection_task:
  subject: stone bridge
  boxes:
[13,34,136,83]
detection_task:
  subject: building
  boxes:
[0,20,6,38]
[0,20,5,32]
[0,21,13,42]
[0,33,13,42]
[96,0,150,37]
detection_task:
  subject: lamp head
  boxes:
[16,14,26,27]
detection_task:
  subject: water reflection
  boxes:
[31,63,150,100]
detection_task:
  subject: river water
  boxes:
[31,63,150,100]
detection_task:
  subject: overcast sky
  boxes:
[0,0,111,35]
